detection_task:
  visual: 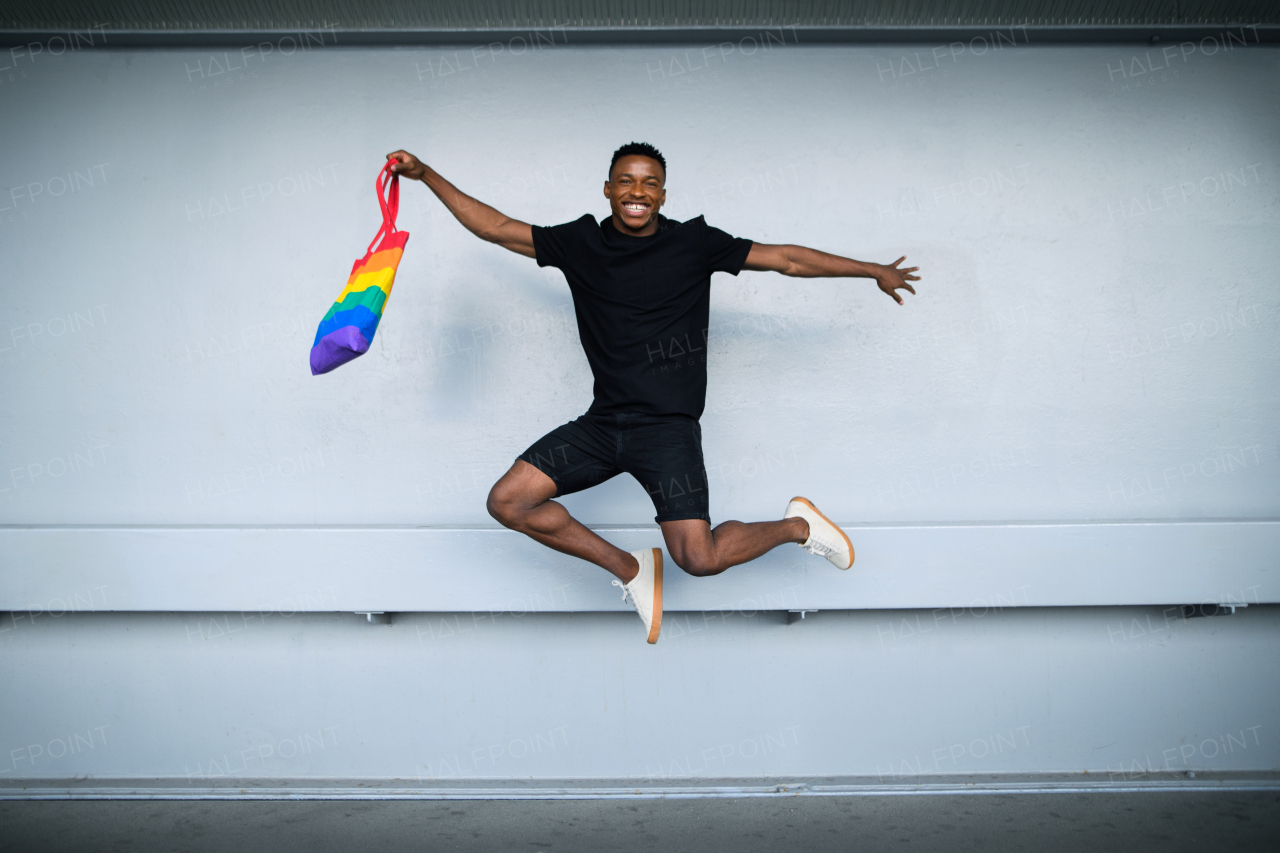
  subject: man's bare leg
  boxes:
[486,460,640,582]
[660,517,810,578]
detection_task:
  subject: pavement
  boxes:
[3,790,1279,852]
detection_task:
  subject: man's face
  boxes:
[604,155,666,234]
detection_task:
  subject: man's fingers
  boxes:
[903,284,917,295]
[385,150,425,177]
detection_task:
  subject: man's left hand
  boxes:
[875,256,920,305]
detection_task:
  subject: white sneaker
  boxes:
[784,497,854,570]
[612,548,663,644]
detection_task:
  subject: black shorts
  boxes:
[518,412,710,523]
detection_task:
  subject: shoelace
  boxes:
[805,537,837,557]
[612,579,633,603]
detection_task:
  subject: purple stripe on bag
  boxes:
[310,326,370,375]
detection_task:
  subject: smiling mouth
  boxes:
[621,201,650,216]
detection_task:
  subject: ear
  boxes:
[602,181,612,199]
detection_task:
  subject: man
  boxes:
[386,143,919,644]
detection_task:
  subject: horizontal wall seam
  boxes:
[0,25,1277,47]
[4,520,1279,530]
[4,779,1280,800]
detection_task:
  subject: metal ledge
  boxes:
[1,520,1275,613]
[3,773,1279,800]
[0,25,1276,48]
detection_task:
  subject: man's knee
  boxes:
[486,481,525,529]
[488,461,558,529]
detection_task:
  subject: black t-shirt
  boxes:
[531,214,753,419]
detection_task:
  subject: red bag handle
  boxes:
[366,160,401,255]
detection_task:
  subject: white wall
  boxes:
[1,40,1278,784]
[2,606,1279,783]
[2,42,1275,527]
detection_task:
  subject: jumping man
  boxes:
[386,143,920,644]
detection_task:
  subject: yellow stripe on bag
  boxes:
[335,265,397,303]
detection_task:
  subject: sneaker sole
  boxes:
[648,548,663,644]
[791,497,855,569]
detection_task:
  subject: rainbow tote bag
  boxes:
[310,161,410,375]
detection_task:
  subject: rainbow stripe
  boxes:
[310,230,409,375]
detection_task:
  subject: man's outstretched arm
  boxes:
[743,243,920,305]
[386,150,535,258]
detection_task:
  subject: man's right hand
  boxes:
[386,149,536,259]
[386,150,428,182]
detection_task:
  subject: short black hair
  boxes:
[609,142,666,180]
